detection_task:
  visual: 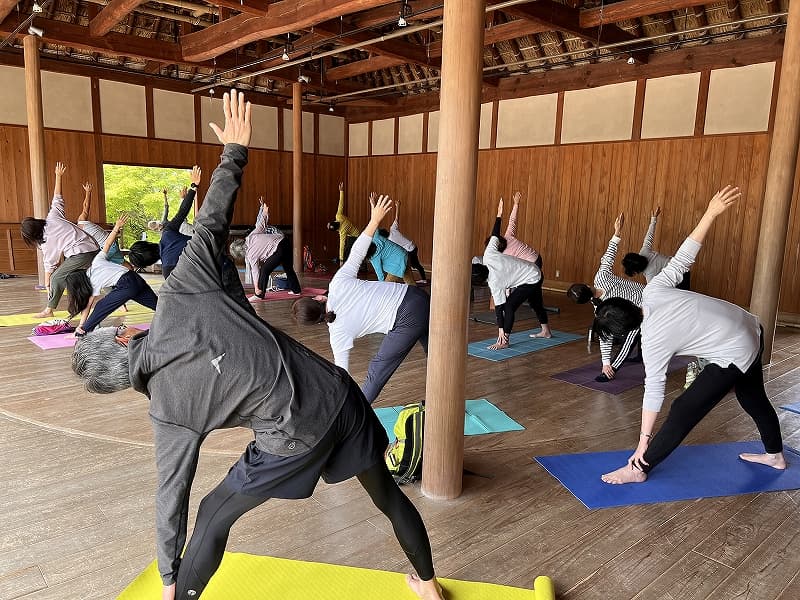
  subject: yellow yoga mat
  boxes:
[118,553,555,600]
[0,305,154,327]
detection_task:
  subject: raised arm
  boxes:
[167,168,201,231]
[505,192,521,238]
[53,161,66,198]
[335,181,345,220]
[392,198,401,230]
[104,215,127,254]
[600,212,624,269]
[640,206,660,255]
[338,194,392,280]
[78,182,93,222]
[190,165,201,220]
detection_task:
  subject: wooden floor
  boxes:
[2,273,800,600]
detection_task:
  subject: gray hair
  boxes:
[72,327,131,393]
[228,238,246,261]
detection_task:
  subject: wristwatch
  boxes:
[190,183,198,189]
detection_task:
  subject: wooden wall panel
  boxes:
[345,133,800,312]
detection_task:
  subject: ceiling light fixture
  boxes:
[398,0,411,27]
[298,74,311,84]
[28,25,43,37]
[282,34,293,61]
[328,103,335,112]
[627,55,636,65]
[32,2,43,13]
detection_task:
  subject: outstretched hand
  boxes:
[512,191,522,205]
[368,191,377,204]
[369,194,393,225]
[190,165,202,186]
[497,197,504,217]
[114,214,128,229]
[209,89,252,147]
[258,195,264,206]
[706,185,740,218]
[54,162,66,177]
[82,182,93,193]
[614,212,625,236]
[338,181,344,192]
[652,206,661,219]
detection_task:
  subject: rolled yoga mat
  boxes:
[550,355,692,395]
[118,553,555,600]
[535,441,800,509]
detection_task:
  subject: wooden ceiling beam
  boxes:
[213,0,270,16]
[180,0,395,62]
[0,0,18,23]
[314,23,440,69]
[326,54,402,81]
[581,0,714,29]
[88,0,148,37]
[350,0,443,28]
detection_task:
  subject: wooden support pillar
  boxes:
[24,35,48,285]
[292,83,303,273]
[421,0,485,500]
[749,0,800,363]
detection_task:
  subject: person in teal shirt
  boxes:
[367,228,417,285]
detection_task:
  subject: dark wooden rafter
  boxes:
[0,0,18,23]
[181,0,395,62]
[213,0,270,16]
[88,0,148,37]
[314,23,440,69]
[351,0,443,28]
[581,0,717,28]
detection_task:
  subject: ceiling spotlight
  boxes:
[282,48,290,61]
[27,25,44,37]
[298,74,311,84]
[282,34,293,61]
[398,0,411,27]
[32,2,43,13]
[627,56,636,65]
[328,103,335,112]
[209,88,215,96]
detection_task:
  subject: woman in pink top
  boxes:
[21,162,99,318]
[244,198,301,298]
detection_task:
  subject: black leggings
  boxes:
[256,237,301,295]
[495,282,548,335]
[639,331,783,473]
[174,462,434,598]
[407,247,426,281]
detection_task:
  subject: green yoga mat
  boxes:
[375,399,524,440]
[118,553,555,599]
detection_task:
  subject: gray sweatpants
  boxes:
[362,286,430,404]
[47,250,98,310]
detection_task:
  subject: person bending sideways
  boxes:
[594,185,785,485]
[293,194,430,404]
[21,162,100,318]
[71,91,443,600]
[327,181,361,264]
[365,196,417,286]
[483,198,548,350]
[76,182,126,265]
[622,206,691,289]
[65,215,158,335]
[567,212,644,381]
[244,198,301,298]
[389,198,427,283]
[159,166,201,279]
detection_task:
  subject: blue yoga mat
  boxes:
[375,399,524,441]
[535,441,800,509]
[780,402,800,415]
[468,329,583,362]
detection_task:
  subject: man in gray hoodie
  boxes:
[72,90,444,600]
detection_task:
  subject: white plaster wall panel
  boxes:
[153,89,194,141]
[397,113,423,154]
[200,97,224,144]
[99,79,147,137]
[302,111,314,153]
[496,94,558,147]
[427,111,439,152]
[371,118,394,155]
[42,72,92,131]
[641,72,701,139]
[349,122,369,156]
[705,62,775,135]
[562,82,637,143]
[479,102,493,149]
[0,66,26,125]
[249,104,278,149]
[282,109,293,151]
[319,114,345,156]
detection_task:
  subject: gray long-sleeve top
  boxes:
[127,144,350,585]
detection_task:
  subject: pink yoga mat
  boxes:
[249,287,326,302]
[27,323,150,350]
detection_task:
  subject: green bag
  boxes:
[384,403,424,484]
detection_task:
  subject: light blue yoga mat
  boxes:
[780,402,800,415]
[468,329,583,362]
[535,441,800,509]
[375,399,524,441]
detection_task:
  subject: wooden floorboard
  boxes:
[2,273,800,599]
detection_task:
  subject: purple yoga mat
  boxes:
[27,323,150,350]
[551,355,693,394]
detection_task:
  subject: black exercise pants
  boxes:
[256,237,301,295]
[495,282,548,335]
[407,247,426,281]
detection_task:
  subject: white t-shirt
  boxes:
[483,236,541,305]
[388,220,415,252]
[641,237,760,412]
[87,251,128,295]
[327,233,408,371]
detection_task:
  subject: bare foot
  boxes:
[601,463,647,484]
[739,451,787,470]
[35,308,54,318]
[529,330,552,339]
[487,342,509,350]
[406,574,444,600]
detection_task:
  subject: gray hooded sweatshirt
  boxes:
[127,144,349,585]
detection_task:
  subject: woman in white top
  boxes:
[292,195,429,404]
[65,216,158,335]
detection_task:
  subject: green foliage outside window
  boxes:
[102,164,194,248]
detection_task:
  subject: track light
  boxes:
[627,56,636,65]
[328,103,335,112]
[398,0,411,27]
[282,48,290,61]
[298,74,311,84]
[282,34,292,61]
[28,25,43,37]
[32,2,43,13]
